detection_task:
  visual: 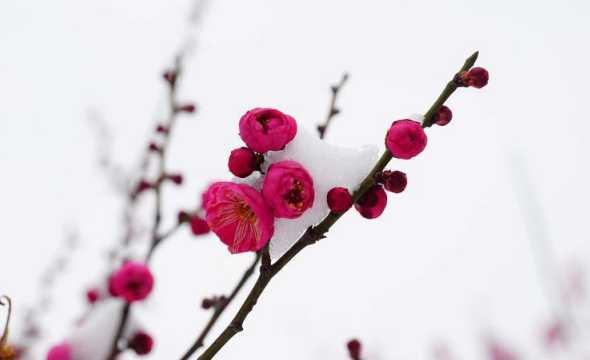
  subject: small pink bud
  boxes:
[177,103,196,113]
[347,339,362,360]
[85,288,100,304]
[190,215,210,236]
[381,170,407,193]
[110,262,154,303]
[228,147,258,178]
[155,124,169,134]
[177,210,191,224]
[167,174,184,185]
[327,187,353,213]
[46,343,72,360]
[355,185,387,219]
[239,108,297,153]
[433,105,453,126]
[262,160,315,219]
[201,297,215,310]
[128,331,154,356]
[385,119,427,160]
[461,67,489,88]
[148,142,161,153]
[163,70,176,86]
[135,180,153,195]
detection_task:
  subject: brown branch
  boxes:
[107,56,186,360]
[317,72,349,139]
[195,51,481,360]
[178,76,350,358]
[179,253,261,360]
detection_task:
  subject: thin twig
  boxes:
[317,73,349,139]
[179,253,261,360]
[107,56,185,360]
[196,51,480,360]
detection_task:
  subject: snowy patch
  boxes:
[68,299,137,360]
[254,127,378,259]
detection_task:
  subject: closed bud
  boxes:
[380,170,407,193]
[433,105,452,126]
[327,187,353,213]
[228,147,258,178]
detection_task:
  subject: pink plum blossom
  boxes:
[204,182,274,253]
[262,160,315,219]
[46,343,72,360]
[239,108,297,153]
[110,261,154,303]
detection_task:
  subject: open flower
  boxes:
[262,160,314,219]
[239,108,297,153]
[46,343,72,360]
[110,262,154,303]
[204,182,274,253]
[385,119,427,160]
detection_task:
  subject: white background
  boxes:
[1,0,589,359]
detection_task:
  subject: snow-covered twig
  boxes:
[196,51,482,360]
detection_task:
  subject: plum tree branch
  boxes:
[195,51,481,360]
[317,72,349,139]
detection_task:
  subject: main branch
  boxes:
[195,51,480,360]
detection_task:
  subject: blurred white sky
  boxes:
[1,0,590,359]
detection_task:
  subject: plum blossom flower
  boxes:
[204,182,274,253]
[262,160,315,219]
[110,262,154,303]
[385,119,427,160]
[239,108,297,153]
[46,343,71,360]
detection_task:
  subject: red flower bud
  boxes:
[327,187,353,213]
[86,288,100,304]
[228,147,258,178]
[167,174,184,185]
[347,339,362,360]
[148,142,161,153]
[201,297,215,309]
[135,180,153,195]
[128,331,154,356]
[177,103,196,113]
[433,105,452,126]
[385,119,427,160]
[190,215,210,236]
[354,185,387,219]
[461,67,489,88]
[177,210,191,224]
[163,70,177,86]
[155,124,169,134]
[381,170,407,193]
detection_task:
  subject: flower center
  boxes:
[126,279,143,294]
[256,113,274,134]
[235,201,257,224]
[284,180,305,210]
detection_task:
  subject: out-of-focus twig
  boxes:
[317,73,349,139]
